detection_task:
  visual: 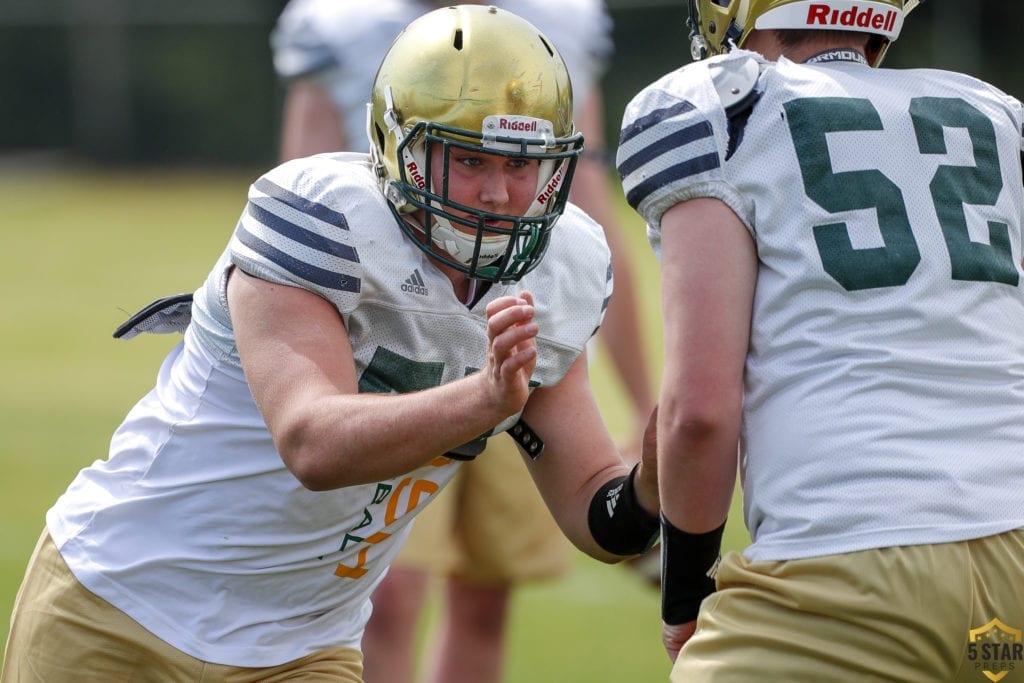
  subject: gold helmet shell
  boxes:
[367,4,584,283]
[687,0,925,66]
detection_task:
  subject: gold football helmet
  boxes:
[687,0,925,66]
[368,5,583,283]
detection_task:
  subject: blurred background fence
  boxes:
[1,1,1020,168]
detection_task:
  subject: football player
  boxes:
[617,0,1024,679]
[271,2,660,682]
[2,7,659,681]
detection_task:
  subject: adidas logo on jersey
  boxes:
[402,269,429,296]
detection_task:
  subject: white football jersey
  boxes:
[618,51,1024,562]
[47,152,610,666]
[271,0,613,151]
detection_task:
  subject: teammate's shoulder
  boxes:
[624,51,764,118]
[707,52,763,114]
[915,66,1021,103]
[872,66,1024,123]
[616,52,768,226]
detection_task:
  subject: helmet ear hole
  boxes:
[453,28,463,51]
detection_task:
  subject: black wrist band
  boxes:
[587,463,660,556]
[661,514,725,625]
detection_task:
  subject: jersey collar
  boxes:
[803,48,869,66]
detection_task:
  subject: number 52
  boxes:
[785,96,1019,291]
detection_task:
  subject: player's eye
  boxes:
[453,153,482,167]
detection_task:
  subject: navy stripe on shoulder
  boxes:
[617,120,716,178]
[236,227,361,293]
[624,153,721,209]
[619,100,698,147]
[247,202,359,264]
[254,177,350,231]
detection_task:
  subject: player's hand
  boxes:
[663,619,697,662]
[482,291,539,416]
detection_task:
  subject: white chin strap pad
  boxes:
[429,215,510,267]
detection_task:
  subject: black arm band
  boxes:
[661,514,725,625]
[587,463,660,556]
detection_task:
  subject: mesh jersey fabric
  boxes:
[47,152,611,666]
[618,50,1024,562]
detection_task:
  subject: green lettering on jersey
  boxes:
[785,96,1019,290]
[910,97,1018,285]
[358,347,444,393]
[358,349,500,453]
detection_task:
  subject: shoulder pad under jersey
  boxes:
[709,55,761,116]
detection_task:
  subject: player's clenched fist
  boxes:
[482,291,539,415]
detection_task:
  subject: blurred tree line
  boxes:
[0,1,1020,167]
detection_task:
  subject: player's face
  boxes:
[429,143,540,235]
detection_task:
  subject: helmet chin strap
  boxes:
[402,211,510,268]
[423,154,569,269]
[428,213,510,267]
[378,86,418,211]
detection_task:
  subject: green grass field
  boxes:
[0,165,748,680]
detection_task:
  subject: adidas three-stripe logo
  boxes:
[401,269,429,296]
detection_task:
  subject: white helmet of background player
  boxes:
[687,0,925,66]
[368,4,584,283]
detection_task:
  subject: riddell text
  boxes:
[499,118,538,132]
[806,4,898,32]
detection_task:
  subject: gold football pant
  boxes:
[672,530,1024,682]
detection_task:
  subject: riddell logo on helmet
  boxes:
[499,118,538,133]
[406,160,426,189]
[756,1,903,39]
[805,3,897,32]
[536,165,565,205]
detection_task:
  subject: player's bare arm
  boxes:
[657,197,755,658]
[229,268,537,490]
[517,350,659,563]
[658,198,753,530]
